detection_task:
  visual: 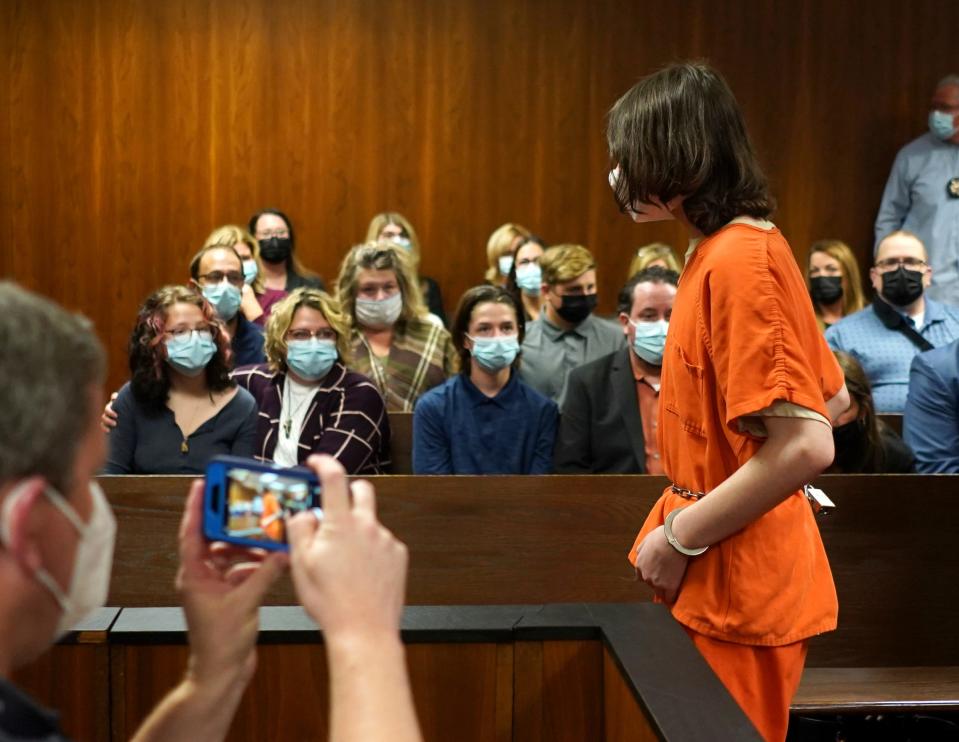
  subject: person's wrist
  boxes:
[663,508,708,556]
[324,627,404,666]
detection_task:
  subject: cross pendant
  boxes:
[283,419,292,438]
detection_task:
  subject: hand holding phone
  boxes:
[287,455,408,642]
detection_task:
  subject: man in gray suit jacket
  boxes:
[555,266,678,473]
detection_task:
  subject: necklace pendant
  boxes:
[180,439,189,454]
[948,177,959,199]
[283,419,292,438]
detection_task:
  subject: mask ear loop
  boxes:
[0,482,75,613]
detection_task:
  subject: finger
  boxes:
[350,479,377,520]
[308,454,349,524]
[178,480,207,569]
[287,510,319,553]
[235,552,288,605]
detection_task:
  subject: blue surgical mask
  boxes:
[202,282,242,321]
[515,263,542,295]
[468,334,520,372]
[165,331,217,376]
[287,339,338,381]
[630,319,668,365]
[498,255,514,277]
[389,235,412,251]
[242,259,258,285]
[929,110,958,141]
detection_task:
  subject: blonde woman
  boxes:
[485,223,532,285]
[232,288,389,473]
[337,243,456,411]
[807,239,866,330]
[203,224,265,324]
[627,242,682,278]
[366,211,446,324]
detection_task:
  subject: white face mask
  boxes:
[608,166,680,224]
[1,480,116,640]
[355,292,403,329]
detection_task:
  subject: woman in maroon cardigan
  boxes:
[233,287,391,474]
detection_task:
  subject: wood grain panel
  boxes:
[513,640,603,742]
[602,646,659,742]
[100,474,659,607]
[12,645,111,742]
[5,0,959,392]
[110,641,507,742]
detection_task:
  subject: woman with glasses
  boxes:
[505,235,547,321]
[248,208,325,324]
[232,288,390,473]
[104,286,258,474]
[336,243,456,412]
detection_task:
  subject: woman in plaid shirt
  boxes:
[336,244,457,412]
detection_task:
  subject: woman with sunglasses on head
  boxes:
[104,286,258,474]
[232,288,390,474]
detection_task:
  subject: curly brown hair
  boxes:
[129,285,234,413]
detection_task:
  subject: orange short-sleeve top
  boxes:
[629,223,844,646]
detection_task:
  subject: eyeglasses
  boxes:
[257,230,290,240]
[198,271,245,287]
[286,329,338,342]
[875,257,927,271]
[165,326,213,339]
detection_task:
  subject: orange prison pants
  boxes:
[685,628,807,742]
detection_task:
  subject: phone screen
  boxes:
[224,466,322,546]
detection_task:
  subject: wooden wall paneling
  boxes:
[513,640,603,742]
[602,645,659,742]
[7,1,959,392]
[13,644,112,741]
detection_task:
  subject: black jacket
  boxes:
[555,348,648,474]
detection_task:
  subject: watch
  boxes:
[663,508,709,557]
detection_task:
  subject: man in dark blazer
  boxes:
[555,266,678,473]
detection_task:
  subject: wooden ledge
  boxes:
[793,667,959,713]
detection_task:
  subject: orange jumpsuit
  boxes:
[628,223,843,741]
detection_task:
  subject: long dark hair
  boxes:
[505,234,547,318]
[451,286,525,373]
[833,350,887,472]
[129,285,234,413]
[248,207,318,279]
[606,62,774,236]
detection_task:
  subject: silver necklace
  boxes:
[282,378,315,438]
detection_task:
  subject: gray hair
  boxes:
[935,74,959,91]
[0,282,105,492]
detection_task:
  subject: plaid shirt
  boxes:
[350,318,456,412]
[232,363,390,474]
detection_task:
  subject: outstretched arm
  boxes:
[130,481,286,742]
[288,455,422,742]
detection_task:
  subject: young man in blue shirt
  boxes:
[412,286,557,474]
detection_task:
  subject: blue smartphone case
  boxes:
[203,455,321,552]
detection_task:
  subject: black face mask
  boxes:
[556,293,597,324]
[810,276,843,305]
[880,266,924,306]
[259,236,292,264]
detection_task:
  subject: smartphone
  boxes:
[203,455,322,552]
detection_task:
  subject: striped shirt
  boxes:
[232,362,390,474]
[349,318,457,412]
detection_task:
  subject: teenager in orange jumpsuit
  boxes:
[606,63,850,742]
